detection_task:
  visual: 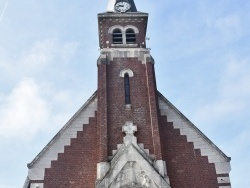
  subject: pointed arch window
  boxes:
[126,29,136,44]
[112,29,123,44]
[124,73,131,104]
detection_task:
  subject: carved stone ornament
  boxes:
[110,162,154,188]
[96,121,171,188]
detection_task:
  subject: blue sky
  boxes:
[0,0,249,187]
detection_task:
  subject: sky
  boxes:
[0,0,249,187]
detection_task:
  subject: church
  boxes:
[23,0,232,187]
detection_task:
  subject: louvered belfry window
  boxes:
[126,29,136,44]
[112,29,123,44]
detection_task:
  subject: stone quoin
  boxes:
[23,0,232,188]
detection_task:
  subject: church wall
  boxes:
[105,57,157,157]
[27,96,98,187]
[97,62,109,162]
[160,115,220,188]
[158,97,231,187]
[43,116,98,188]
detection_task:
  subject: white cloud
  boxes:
[0,38,78,85]
[0,78,50,141]
[204,14,242,43]
[22,39,78,71]
[0,38,88,143]
[0,77,86,143]
[194,55,250,123]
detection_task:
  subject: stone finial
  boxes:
[122,121,137,136]
[122,121,137,145]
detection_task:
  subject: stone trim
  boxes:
[30,183,44,188]
[108,25,139,46]
[27,92,98,181]
[23,177,30,188]
[108,25,139,34]
[120,69,134,77]
[217,177,231,184]
[158,91,231,181]
[100,48,154,64]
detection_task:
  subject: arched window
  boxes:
[126,29,136,44]
[124,73,131,104]
[112,29,123,44]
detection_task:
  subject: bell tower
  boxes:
[95,0,171,186]
[96,0,167,182]
[24,1,232,188]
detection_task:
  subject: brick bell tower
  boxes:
[24,1,232,188]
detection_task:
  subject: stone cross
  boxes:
[122,121,137,136]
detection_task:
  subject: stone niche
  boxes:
[110,161,156,188]
[96,122,171,188]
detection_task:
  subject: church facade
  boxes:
[24,0,232,187]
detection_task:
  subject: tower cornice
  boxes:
[98,12,148,18]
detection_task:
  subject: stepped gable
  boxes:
[23,91,232,188]
[24,92,98,188]
[158,91,231,187]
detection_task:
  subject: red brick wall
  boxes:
[42,97,223,188]
[97,62,108,162]
[44,116,98,188]
[97,57,163,159]
[160,115,220,188]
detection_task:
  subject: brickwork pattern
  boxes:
[97,57,163,160]
[97,63,108,162]
[44,116,97,188]
[160,115,220,188]
[158,96,231,187]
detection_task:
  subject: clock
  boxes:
[115,1,131,12]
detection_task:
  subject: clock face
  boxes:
[115,2,131,12]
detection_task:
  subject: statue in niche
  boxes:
[139,171,151,188]
[117,161,137,187]
[111,162,153,188]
